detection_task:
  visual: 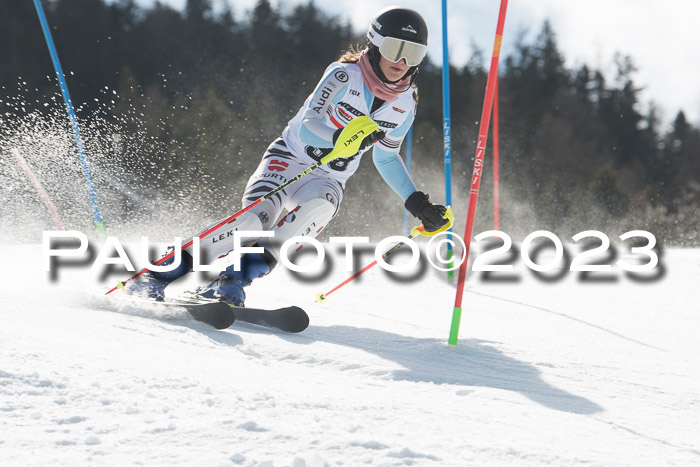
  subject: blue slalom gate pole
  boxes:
[441,0,454,278]
[403,126,414,236]
[33,0,105,239]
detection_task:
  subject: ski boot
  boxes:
[125,251,193,301]
[194,251,275,307]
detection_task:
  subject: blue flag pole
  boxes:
[33,0,105,239]
[403,126,414,237]
[441,0,454,278]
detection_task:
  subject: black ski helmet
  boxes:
[366,7,428,86]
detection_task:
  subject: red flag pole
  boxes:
[449,0,508,346]
[11,148,64,230]
[493,77,500,231]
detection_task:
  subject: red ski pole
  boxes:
[317,207,454,303]
[316,227,421,303]
[449,0,509,346]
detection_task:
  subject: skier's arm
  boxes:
[372,110,417,201]
[374,110,449,233]
[297,65,349,149]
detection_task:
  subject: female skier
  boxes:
[128,6,448,305]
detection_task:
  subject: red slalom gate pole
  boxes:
[449,0,508,346]
[493,77,500,231]
[11,148,64,230]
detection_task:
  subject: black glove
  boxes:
[333,128,385,151]
[404,191,448,233]
[359,129,385,151]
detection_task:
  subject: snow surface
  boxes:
[1,243,700,466]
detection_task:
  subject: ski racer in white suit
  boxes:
[127,7,449,305]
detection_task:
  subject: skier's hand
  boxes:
[358,129,385,151]
[333,128,385,152]
[404,191,449,233]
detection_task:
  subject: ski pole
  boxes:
[316,207,454,303]
[316,227,420,304]
[106,116,380,295]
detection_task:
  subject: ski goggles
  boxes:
[375,36,427,66]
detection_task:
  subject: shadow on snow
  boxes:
[302,325,604,415]
[92,294,601,415]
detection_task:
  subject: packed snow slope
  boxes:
[1,243,699,466]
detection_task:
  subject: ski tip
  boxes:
[213,302,236,329]
[226,305,310,333]
[315,292,327,304]
[274,305,310,333]
[286,306,310,333]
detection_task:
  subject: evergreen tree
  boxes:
[1,1,698,242]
